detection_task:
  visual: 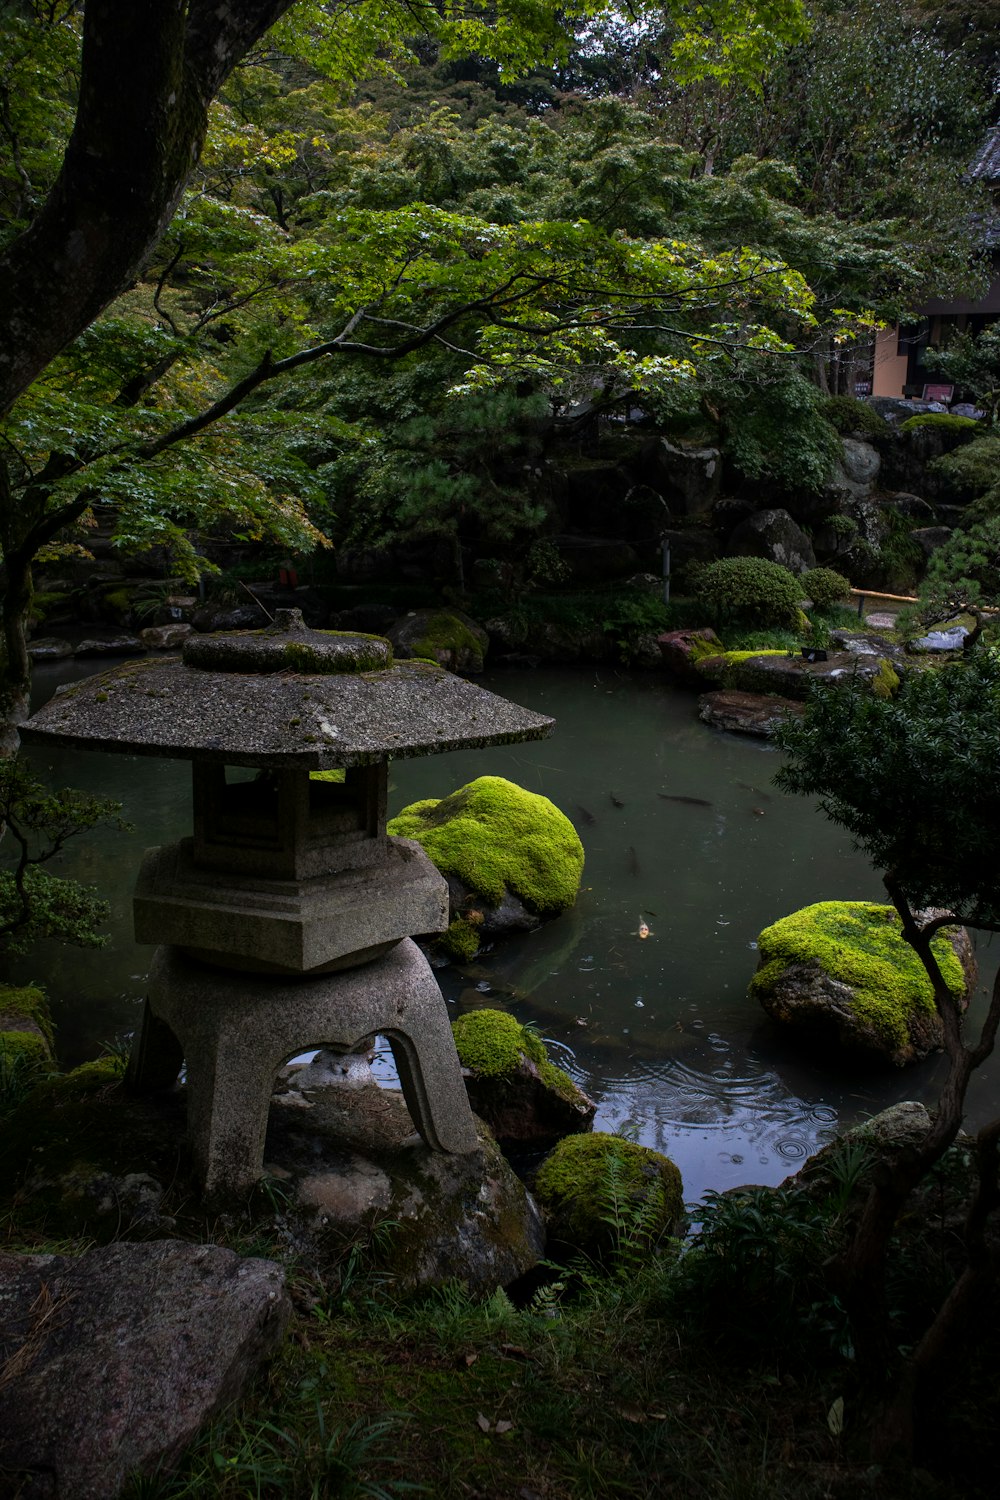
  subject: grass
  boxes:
[122,1237,1000,1500]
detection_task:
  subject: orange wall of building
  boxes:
[872,326,909,399]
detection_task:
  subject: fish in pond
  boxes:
[637,917,653,939]
[627,846,640,876]
[752,807,765,817]
[610,792,625,808]
[658,793,712,807]
[575,803,597,825]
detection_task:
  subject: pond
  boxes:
[16,658,1000,1204]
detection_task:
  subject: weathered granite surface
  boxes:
[23,654,554,768]
[698,689,805,738]
[0,1240,289,1499]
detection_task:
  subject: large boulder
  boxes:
[388,608,488,673]
[751,901,975,1067]
[267,1074,545,1293]
[452,1009,596,1150]
[0,1241,289,1499]
[388,776,585,962]
[837,437,881,490]
[657,627,724,686]
[726,508,816,573]
[696,647,899,701]
[648,437,722,517]
[533,1133,683,1263]
[697,689,805,738]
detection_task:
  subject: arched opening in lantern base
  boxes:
[129,940,477,1200]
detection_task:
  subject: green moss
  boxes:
[0,1030,51,1072]
[872,658,900,699]
[899,413,979,434]
[309,768,346,783]
[103,588,133,614]
[412,613,484,671]
[822,395,889,440]
[534,1133,683,1249]
[441,916,482,962]
[283,633,389,674]
[388,776,584,913]
[696,648,791,689]
[750,901,966,1050]
[452,1009,578,1100]
[0,983,54,1049]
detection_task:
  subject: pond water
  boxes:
[16,659,1000,1204]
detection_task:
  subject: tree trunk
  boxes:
[0,550,32,760]
[0,0,296,419]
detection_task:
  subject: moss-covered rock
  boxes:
[533,1132,683,1263]
[751,901,973,1066]
[0,983,54,1051]
[452,1009,595,1149]
[388,776,584,959]
[388,609,488,674]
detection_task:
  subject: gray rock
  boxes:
[910,527,953,558]
[446,873,541,943]
[388,608,489,674]
[908,625,969,654]
[650,438,722,517]
[727,508,816,573]
[839,437,881,487]
[0,1240,290,1499]
[698,649,890,701]
[828,630,908,668]
[139,623,194,650]
[697,689,804,738]
[192,603,264,633]
[74,633,145,657]
[454,1012,597,1151]
[868,397,946,424]
[658,627,724,686]
[784,1101,933,1196]
[266,1084,545,1293]
[878,491,935,521]
[26,637,73,662]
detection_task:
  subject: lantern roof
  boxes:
[22,611,554,768]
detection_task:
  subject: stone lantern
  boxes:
[23,611,553,1198]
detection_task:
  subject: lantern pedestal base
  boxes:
[128,939,478,1200]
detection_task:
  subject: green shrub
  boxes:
[694,556,802,628]
[928,434,1000,512]
[801,566,851,609]
[898,412,979,435]
[822,395,889,440]
[717,370,842,492]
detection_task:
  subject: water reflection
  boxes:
[13,661,1000,1203]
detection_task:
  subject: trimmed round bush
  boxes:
[822,395,889,440]
[801,567,851,609]
[694,556,802,628]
